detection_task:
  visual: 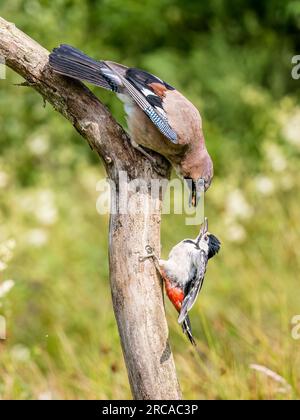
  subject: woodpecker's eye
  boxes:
[205,237,209,242]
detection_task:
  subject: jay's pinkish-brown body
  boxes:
[49,45,213,204]
[127,89,212,181]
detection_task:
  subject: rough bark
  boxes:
[0,16,181,399]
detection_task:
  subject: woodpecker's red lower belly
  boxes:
[162,275,184,312]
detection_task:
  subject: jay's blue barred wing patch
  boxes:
[144,106,178,143]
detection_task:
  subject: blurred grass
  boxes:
[0,0,300,400]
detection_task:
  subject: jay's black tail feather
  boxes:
[49,44,118,91]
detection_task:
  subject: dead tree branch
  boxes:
[0,16,181,400]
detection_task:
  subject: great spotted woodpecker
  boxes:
[140,218,221,345]
[49,45,213,206]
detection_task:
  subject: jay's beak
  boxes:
[186,178,205,207]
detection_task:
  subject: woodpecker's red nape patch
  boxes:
[163,276,184,312]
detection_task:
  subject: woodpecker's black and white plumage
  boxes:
[141,218,220,345]
[49,44,213,206]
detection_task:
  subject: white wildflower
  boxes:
[0,261,7,272]
[0,314,5,338]
[225,223,247,243]
[38,391,53,400]
[0,238,16,264]
[255,176,275,196]
[264,143,287,172]
[5,239,16,251]
[11,344,31,362]
[28,135,49,156]
[25,229,48,247]
[225,189,253,221]
[0,171,8,188]
[34,191,58,225]
[18,190,58,225]
[0,280,15,299]
[282,109,300,146]
[36,205,57,225]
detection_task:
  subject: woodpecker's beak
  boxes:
[186,178,205,207]
[200,217,208,236]
[195,217,208,246]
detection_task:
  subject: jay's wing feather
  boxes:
[115,68,178,143]
[105,66,177,143]
[49,45,178,143]
[121,76,178,143]
[49,45,122,91]
[178,250,208,324]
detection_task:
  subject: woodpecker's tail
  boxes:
[182,315,196,346]
[49,44,121,92]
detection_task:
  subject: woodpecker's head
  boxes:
[199,233,221,259]
[195,218,221,259]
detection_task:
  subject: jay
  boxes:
[49,45,213,206]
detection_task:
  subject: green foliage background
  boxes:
[0,0,300,399]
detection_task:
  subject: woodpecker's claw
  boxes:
[145,245,154,254]
[139,245,155,261]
